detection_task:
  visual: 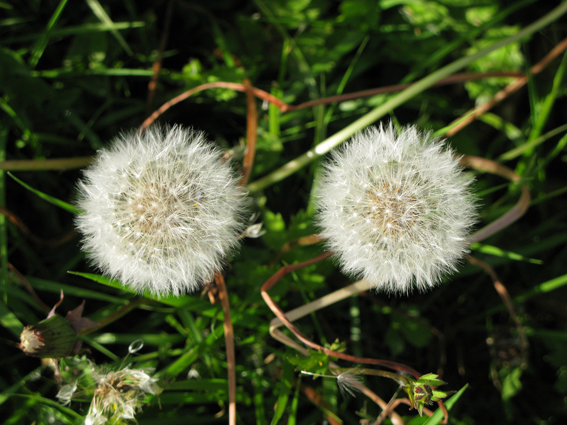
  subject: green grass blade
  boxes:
[498,123,567,161]
[7,172,82,214]
[423,384,468,425]
[68,271,195,308]
[470,243,543,264]
[0,298,24,336]
[85,0,134,56]
[270,359,294,425]
[27,276,127,304]
[28,0,69,68]
[247,1,567,193]
[526,50,567,147]
[9,21,145,42]
[0,367,43,406]
[514,273,567,303]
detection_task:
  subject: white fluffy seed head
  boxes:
[75,125,248,297]
[316,123,476,294]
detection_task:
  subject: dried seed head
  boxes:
[76,125,248,297]
[20,315,76,359]
[316,123,476,293]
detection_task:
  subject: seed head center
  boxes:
[366,184,422,237]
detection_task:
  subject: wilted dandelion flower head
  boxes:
[76,125,248,297]
[316,123,476,293]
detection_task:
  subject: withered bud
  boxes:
[413,384,433,404]
[20,315,76,359]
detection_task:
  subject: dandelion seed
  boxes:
[316,123,476,293]
[85,364,161,424]
[76,125,248,297]
[334,369,364,398]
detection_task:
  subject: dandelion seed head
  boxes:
[76,125,248,297]
[317,123,476,293]
[85,364,161,424]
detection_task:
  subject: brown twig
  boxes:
[215,272,236,425]
[8,263,50,313]
[446,37,567,137]
[466,256,529,365]
[240,78,258,186]
[140,72,524,131]
[0,156,93,171]
[286,72,521,113]
[374,397,435,425]
[140,82,286,131]
[460,155,531,244]
[146,0,174,115]
[261,251,421,378]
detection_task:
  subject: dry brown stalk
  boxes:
[215,272,237,425]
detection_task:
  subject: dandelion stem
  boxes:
[462,155,531,243]
[215,272,237,425]
[240,78,258,186]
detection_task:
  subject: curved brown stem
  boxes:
[460,155,531,243]
[215,272,236,425]
[146,0,174,115]
[261,251,421,378]
[240,78,258,186]
[287,72,521,113]
[446,37,567,137]
[140,72,526,131]
[140,82,286,131]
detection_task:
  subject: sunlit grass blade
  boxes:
[498,123,567,161]
[85,0,134,56]
[68,271,196,308]
[514,273,567,303]
[248,1,567,192]
[470,243,543,264]
[0,298,24,336]
[27,276,127,304]
[28,0,68,68]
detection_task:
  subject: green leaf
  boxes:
[7,172,82,214]
[423,384,468,425]
[0,298,24,336]
[270,359,295,425]
[501,366,523,401]
[67,271,196,308]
